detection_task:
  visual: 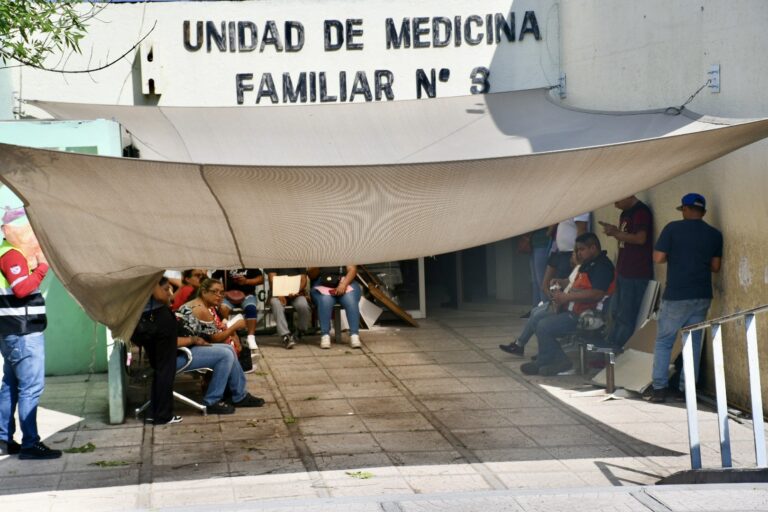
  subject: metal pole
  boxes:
[682,329,702,469]
[745,314,767,467]
[711,323,731,467]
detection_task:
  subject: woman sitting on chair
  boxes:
[171,269,206,312]
[136,277,265,419]
[308,265,362,350]
[176,278,245,355]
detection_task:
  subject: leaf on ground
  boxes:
[346,471,374,479]
[89,460,130,467]
[283,416,296,424]
[63,442,96,453]
[304,396,318,401]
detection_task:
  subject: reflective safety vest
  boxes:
[0,241,47,335]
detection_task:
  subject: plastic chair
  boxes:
[135,346,210,418]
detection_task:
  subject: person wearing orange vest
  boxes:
[0,211,61,459]
[521,232,615,376]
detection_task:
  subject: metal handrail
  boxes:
[682,303,768,332]
[679,304,768,470]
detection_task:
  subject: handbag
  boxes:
[224,290,245,305]
[131,309,159,347]
[318,272,341,288]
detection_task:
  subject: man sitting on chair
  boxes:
[521,233,615,376]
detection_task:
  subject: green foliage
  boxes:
[63,442,96,453]
[345,471,374,479]
[0,1,89,66]
[89,460,130,467]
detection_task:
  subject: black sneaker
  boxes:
[206,401,235,415]
[539,360,574,376]
[18,442,62,460]
[294,330,305,342]
[647,388,667,403]
[520,361,540,375]
[0,439,21,455]
[499,343,525,357]
[282,334,296,349]
[233,393,266,408]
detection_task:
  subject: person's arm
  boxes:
[553,287,605,306]
[710,257,722,273]
[540,264,557,299]
[0,249,47,298]
[307,267,320,280]
[177,335,210,348]
[334,265,358,296]
[234,270,264,287]
[653,250,668,264]
[599,221,647,245]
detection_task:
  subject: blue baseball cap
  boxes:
[676,193,706,211]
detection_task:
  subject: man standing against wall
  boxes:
[649,193,722,403]
[0,212,61,459]
[599,195,654,350]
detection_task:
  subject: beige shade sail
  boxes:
[3,89,768,339]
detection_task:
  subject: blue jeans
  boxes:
[222,295,259,320]
[534,312,577,366]
[177,344,247,405]
[607,276,650,349]
[0,332,46,448]
[518,302,555,347]
[652,298,711,391]
[529,247,549,306]
[311,282,361,336]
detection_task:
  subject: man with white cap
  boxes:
[649,193,723,403]
[0,207,61,459]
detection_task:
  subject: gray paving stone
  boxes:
[348,396,417,415]
[360,413,434,432]
[401,377,473,395]
[419,393,496,412]
[388,364,453,380]
[373,431,455,452]
[433,409,513,430]
[304,432,382,455]
[291,398,354,418]
[298,414,368,435]
[453,427,539,450]
[440,362,508,378]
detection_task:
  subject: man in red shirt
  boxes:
[0,211,61,459]
[599,195,654,350]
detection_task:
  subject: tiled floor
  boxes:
[1,307,766,509]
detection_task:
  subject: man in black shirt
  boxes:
[649,193,722,403]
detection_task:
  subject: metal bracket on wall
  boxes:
[708,64,720,93]
[558,73,567,98]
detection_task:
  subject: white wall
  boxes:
[560,0,768,408]
[14,0,559,112]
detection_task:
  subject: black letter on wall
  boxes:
[385,18,410,49]
[183,21,203,52]
[519,11,541,40]
[325,20,344,51]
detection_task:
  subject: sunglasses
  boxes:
[206,289,225,296]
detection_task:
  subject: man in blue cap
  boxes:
[649,193,722,403]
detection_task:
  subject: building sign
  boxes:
[23,0,560,107]
[179,9,547,105]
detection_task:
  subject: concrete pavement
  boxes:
[0,307,766,510]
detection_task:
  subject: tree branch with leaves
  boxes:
[0,1,154,74]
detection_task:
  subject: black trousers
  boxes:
[138,307,177,423]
